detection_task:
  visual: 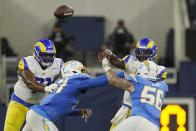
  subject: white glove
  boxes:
[110,105,130,124]
[102,57,111,72]
[45,83,58,93]
[104,49,113,56]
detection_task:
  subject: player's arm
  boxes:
[67,109,92,117]
[102,58,134,92]
[77,72,124,90]
[18,58,57,93]
[18,69,45,92]
[98,49,126,70]
[106,70,134,92]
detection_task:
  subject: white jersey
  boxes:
[14,56,63,104]
[122,55,139,77]
[110,55,167,125]
[121,55,165,105]
[122,55,161,79]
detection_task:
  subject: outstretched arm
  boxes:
[67,109,92,117]
[98,49,126,70]
[106,70,134,92]
[77,72,124,89]
[102,58,134,92]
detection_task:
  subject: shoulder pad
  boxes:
[122,55,131,64]
[18,57,29,70]
[127,73,137,82]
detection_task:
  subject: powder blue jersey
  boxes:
[31,72,124,122]
[127,74,168,128]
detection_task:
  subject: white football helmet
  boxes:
[61,60,87,78]
[136,61,167,81]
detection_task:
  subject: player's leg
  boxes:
[114,116,159,131]
[4,101,29,131]
[137,116,159,131]
[44,119,59,131]
[22,109,33,131]
[22,124,32,131]
[24,109,58,131]
[113,116,140,131]
[109,108,131,131]
[109,123,117,131]
[22,122,32,131]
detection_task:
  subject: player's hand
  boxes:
[45,83,58,93]
[79,109,92,122]
[79,109,92,117]
[111,105,130,124]
[98,49,113,62]
[102,57,111,72]
[104,49,113,55]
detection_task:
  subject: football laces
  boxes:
[64,12,73,16]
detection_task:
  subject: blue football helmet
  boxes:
[33,39,56,67]
[135,38,157,61]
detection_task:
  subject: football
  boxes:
[54,5,74,19]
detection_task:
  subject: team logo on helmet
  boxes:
[33,39,56,67]
[61,60,87,78]
[135,38,157,61]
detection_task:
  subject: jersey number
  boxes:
[35,77,51,86]
[56,78,68,93]
[31,77,52,94]
[140,86,164,111]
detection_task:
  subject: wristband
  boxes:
[122,104,132,109]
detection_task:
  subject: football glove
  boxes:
[102,58,111,72]
[45,83,58,93]
[104,49,113,56]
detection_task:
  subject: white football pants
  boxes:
[114,116,159,131]
[22,109,58,131]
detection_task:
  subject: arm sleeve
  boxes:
[67,109,79,116]
[122,55,131,64]
[78,71,125,89]
[122,55,131,70]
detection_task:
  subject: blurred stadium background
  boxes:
[0,0,196,131]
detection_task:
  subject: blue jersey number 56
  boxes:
[140,86,164,111]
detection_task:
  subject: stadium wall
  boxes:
[0,0,173,58]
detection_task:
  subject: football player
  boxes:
[22,60,124,131]
[102,57,168,131]
[4,39,63,131]
[98,38,167,130]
